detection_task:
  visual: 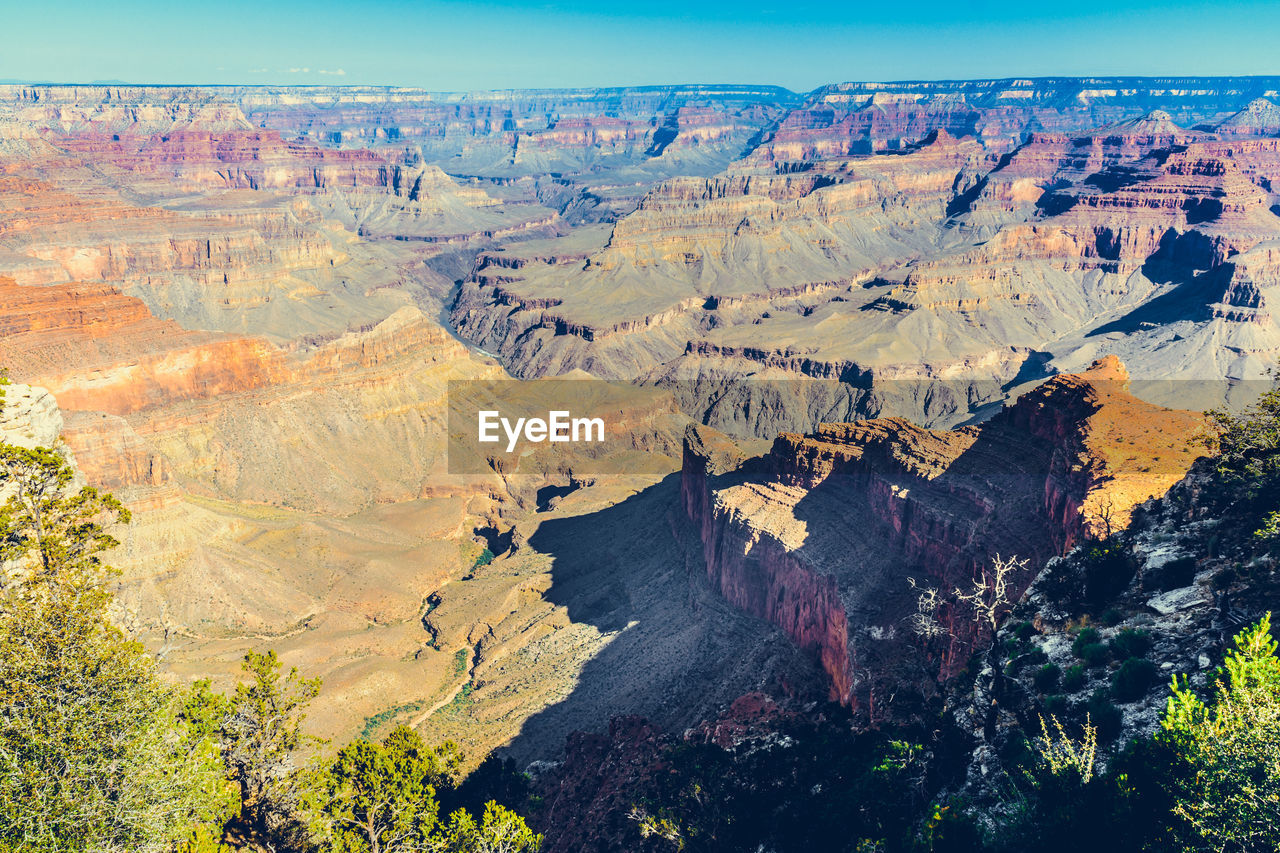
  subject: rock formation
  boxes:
[0,381,65,451]
[681,358,1206,711]
[1215,97,1280,136]
[451,100,1280,441]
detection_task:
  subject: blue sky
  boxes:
[3,0,1278,92]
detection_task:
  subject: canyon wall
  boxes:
[450,108,1280,428]
[681,358,1207,710]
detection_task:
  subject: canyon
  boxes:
[454,105,1280,427]
[0,78,1278,772]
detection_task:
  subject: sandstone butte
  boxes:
[682,357,1207,715]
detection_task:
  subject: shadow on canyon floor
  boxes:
[750,418,1071,709]
[501,473,824,764]
[1088,232,1228,338]
[782,415,1066,614]
[1088,265,1224,338]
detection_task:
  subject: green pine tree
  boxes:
[310,726,449,853]
[1159,613,1280,852]
[218,650,322,847]
[0,440,224,851]
[308,724,539,853]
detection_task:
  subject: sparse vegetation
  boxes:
[360,700,428,742]
[907,554,1031,680]
[1072,629,1110,669]
[621,726,940,853]
[8,358,1280,851]
[906,576,947,642]
[1085,688,1123,741]
[1110,628,1152,660]
[1034,663,1061,693]
[1061,664,1087,692]
[0,424,538,852]
[1157,614,1280,851]
[1070,626,1100,655]
[1111,625,1152,655]
[955,553,1025,641]
[1035,714,1097,784]
[459,542,495,580]
[1111,657,1158,703]
[1043,694,1069,718]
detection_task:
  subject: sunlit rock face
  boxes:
[450,96,1280,420]
[0,381,64,451]
[682,359,1206,712]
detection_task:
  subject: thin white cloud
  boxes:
[248,66,345,76]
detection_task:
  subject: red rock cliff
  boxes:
[681,357,1206,709]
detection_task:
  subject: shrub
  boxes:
[1109,628,1153,661]
[1036,557,1085,606]
[310,726,446,851]
[1043,694,1069,719]
[436,802,542,853]
[1081,539,1136,605]
[1078,643,1110,669]
[1035,715,1097,784]
[999,734,1035,771]
[1062,664,1087,693]
[1072,627,1102,657]
[1158,613,1280,851]
[1111,658,1158,703]
[1014,621,1036,642]
[1008,647,1048,676]
[1024,647,1049,668]
[0,443,226,850]
[307,727,535,853]
[217,651,321,844]
[1086,689,1123,742]
[1207,387,1280,516]
[994,714,1124,851]
[1034,663,1062,693]
[1100,608,1124,627]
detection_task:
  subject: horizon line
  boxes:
[3,73,1280,98]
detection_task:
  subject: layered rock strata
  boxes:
[681,358,1206,709]
[453,108,1280,438]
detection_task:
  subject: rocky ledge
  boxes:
[681,357,1207,714]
